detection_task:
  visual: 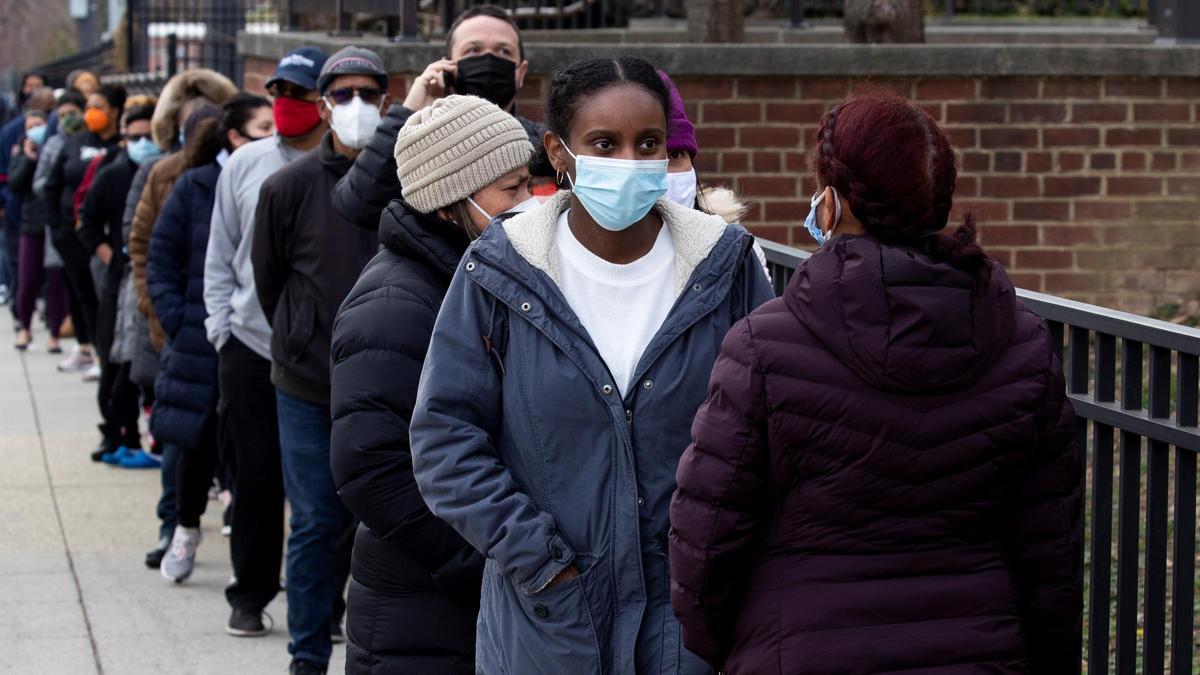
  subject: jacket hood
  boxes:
[379,199,471,279]
[152,69,238,151]
[785,235,1017,394]
[500,190,730,296]
[699,186,747,225]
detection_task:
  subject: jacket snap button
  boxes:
[637,497,645,507]
[602,384,613,395]
[465,261,476,271]
[534,604,549,619]
[643,380,653,390]
[521,302,531,312]
[693,283,703,292]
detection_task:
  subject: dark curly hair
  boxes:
[545,56,670,139]
[813,89,990,284]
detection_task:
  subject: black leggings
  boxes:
[50,225,96,345]
[175,410,219,529]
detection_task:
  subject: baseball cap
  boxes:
[266,46,328,92]
[317,46,389,95]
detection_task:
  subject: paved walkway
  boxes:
[1,339,346,674]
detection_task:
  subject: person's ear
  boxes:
[515,59,529,91]
[544,129,568,179]
[317,98,331,124]
[435,207,455,224]
[820,186,836,235]
[227,128,241,148]
[381,93,393,111]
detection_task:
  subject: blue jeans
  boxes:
[156,443,180,541]
[276,390,346,666]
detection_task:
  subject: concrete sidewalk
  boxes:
[1,340,346,674]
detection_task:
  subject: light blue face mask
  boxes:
[561,140,668,232]
[178,129,186,148]
[127,137,163,166]
[26,124,48,147]
[804,187,842,247]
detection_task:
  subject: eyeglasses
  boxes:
[126,133,152,143]
[269,81,315,101]
[324,86,383,106]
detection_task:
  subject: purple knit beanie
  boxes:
[658,70,699,159]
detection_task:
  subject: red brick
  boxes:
[1045,273,1106,292]
[1121,152,1147,171]
[740,127,801,148]
[1058,153,1085,172]
[961,151,990,172]
[1044,176,1102,197]
[801,77,849,100]
[917,103,945,123]
[685,102,700,121]
[747,225,789,244]
[982,176,1039,198]
[1008,273,1043,291]
[1132,201,1197,222]
[763,200,807,221]
[1017,249,1074,269]
[736,175,797,198]
[764,102,828,124]
[981,128,1038,148]
[1070,103,1128,123]
[1152,152,1177,171]
[981,78,1039,99]
[915,78,977,100]
[1104,128,1163,146]
[1089,152,1117,170]
[1013,201,1070,221]
[993,152,1021,172]
[978,224,1038,246]
[956,175,978,197]
[1104,78,1162,98]
[1167,128,1200,146]
[952,200,1010,222]
[696,127,735,149]
[721,151,749,172]
[785,151,807,172]
[1167,176,1200,196]
[1025,152,1053,172]
[703,103,761,124]
[675,79,733,100]
[947,103,1006,124]
[1044,127,1100,147]
[1107,176,1163,196]
[1135,103,1191,122]
[1166,77,1200,98]
[852,77,913,99]
[741,202,762,222]
[1042,225,1100,246]
[946,128,977,149]
[989,248,1014,268]
[1010,103,1067,123]
[518,103,546,123]
[1183,152,1200,170]
[695,153,719,173]
[1042,77,1102,99]
[753,152,781,173]
[1075,200,1132,220]
[736,77,797,99]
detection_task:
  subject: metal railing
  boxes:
[759,237,1200,674]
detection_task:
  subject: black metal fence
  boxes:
[759,238,1200,674]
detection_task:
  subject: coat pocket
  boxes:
[283,294,316,361]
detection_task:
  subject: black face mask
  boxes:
[452,54,517,109]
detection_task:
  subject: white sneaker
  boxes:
[82,363,101,382]
[57,345,95,373]
[160,526,202,583]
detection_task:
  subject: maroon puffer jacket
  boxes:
[669,235,1083,675]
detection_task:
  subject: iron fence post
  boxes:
[166,33,178,78]
[1155,0,1200,42]
[393,0,421,41]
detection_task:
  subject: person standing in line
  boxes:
[409,56,774,675]
[10,110,67,351]
[1,83,54,318]
[668,90,1084,675]
[250,46,385,675]
[331,94,536,675]
[331,3,548,230]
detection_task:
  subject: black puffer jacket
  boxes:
[331,102,547,230]
[330,198,481,675]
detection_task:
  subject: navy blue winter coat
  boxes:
[147,161,220,446]
[410,191,774,675]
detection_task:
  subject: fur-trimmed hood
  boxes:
[151,69,237,150]
[501,189,730,296]
[698,185,748,225]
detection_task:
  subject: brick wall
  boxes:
[245,54,1200,314]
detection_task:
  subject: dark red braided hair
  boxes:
[813,89,990,284]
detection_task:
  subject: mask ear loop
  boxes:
[825,186,843,239]
[558,137,577,189]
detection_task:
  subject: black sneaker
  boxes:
[330,620,345,644]
[226,607,270,637]
[289,659,327,675]
[144,536,169,569]
[90,441,116,463]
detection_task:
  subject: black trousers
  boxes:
[220,336,285,613]
[97,360,141,448]
[175,408,219,528]
[50,225,96,345]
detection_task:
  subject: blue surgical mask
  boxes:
[178,129,186,147]
[561,141,668,232]
[26,124,48,146]
[804,187,842,247]
[127,137,163,166]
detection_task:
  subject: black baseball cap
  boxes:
[265,46,328,92]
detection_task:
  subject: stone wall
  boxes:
[239,34,1200,314]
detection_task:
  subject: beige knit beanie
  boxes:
[395,95,533,214]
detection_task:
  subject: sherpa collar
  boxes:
[501,190,730,296]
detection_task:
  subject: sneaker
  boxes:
[221,503,232,537]
[144,535,170,569]
[90,441,116,463]
[57,345,94,372]
[82,363,101,382]
[289,659,327,675]
[119,449,162,469]
[226,607,272,637]
[330,620,345,644]
[101,445,135,465]
[160,526,201,583]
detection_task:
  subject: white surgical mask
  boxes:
[324,95,380,150]
[505,196,541,215]
[666,169,698,208]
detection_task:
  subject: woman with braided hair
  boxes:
[669,89,1084,674]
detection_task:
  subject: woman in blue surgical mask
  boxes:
[409,57,774,675]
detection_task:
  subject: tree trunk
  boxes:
[843,0,925,44]
[687,0,745,43]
